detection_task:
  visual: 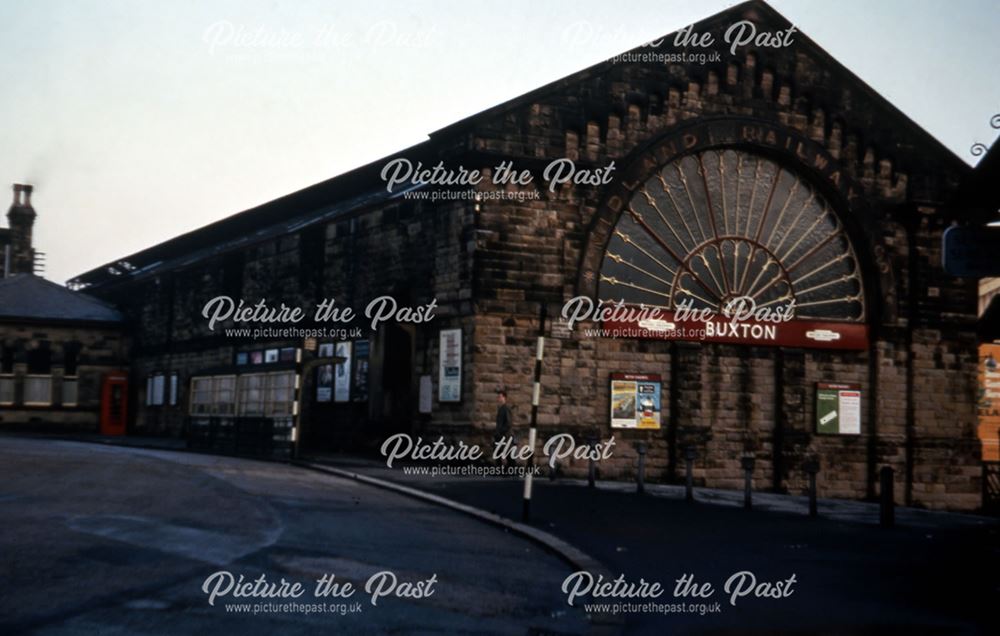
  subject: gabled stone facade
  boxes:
[75,1,986,510]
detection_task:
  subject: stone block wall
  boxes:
[446,4,981,510]
[0,322,127,430]
[101,196,478,441]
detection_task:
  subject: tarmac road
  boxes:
[0,438,589,635]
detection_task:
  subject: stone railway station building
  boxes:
[65,2,994,510]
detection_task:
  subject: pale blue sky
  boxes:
[0,0,997,285]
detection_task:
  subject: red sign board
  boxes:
[602,310,868,350]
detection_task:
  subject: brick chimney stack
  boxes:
[7,184,37,276]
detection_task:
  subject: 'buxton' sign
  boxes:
[563,296,869,350]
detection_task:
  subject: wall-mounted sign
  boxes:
[610,373,662,429]
[353,340,370,403]
[601,308,868,351]
[815,382,861,434]
[977,343,1000,462]
[334,342,352,403]
[316,364,333,402]
[439,328,462,403]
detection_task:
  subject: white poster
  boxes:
[838,389,862,434]
[334,341,352,403]
[418,375,433,414]
[438,328,462,403]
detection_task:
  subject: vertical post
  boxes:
[684,446,697,502]
[803,458,819,518]
[636,441,647,494]
[587,434,597,488]
[292,347,303,460]
[879,466,895,528]
[772,349,785,492]
[522,304,546,522]
[741,454,756,510]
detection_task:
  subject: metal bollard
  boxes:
[741,454,756,510]
[684,446,697,502]
[636,442,647,494]
[879,466,895,528]
[587,435,597,488]
[803,459,819,518]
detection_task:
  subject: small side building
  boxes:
[0,185,129,432]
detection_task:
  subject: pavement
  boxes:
[0,437,591,635]
[6,432,999,635]
[299,453,1000,635]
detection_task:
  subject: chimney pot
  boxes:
[6,183,36,275]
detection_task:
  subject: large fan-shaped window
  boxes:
[598,149,865,322]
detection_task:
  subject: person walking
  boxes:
[494,389,514,468]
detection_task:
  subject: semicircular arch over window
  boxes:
[598,149,865,323]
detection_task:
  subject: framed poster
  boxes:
[353,340,370,402]
[610,373,662,429]
[250,350,263,365]
[816,383,862,434]
[316,364,333,402]
[318,342,334,358]
[279,347,296,362]
[439,328,462,402]
[235,352,248,366]
[264,348,279,363]
[334,341,352,402]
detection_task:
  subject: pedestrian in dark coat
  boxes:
[494,390,514,467]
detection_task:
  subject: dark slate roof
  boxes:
[0,274,123,323]
[68,140,439,291]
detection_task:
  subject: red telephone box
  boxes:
[100,372,128,436]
